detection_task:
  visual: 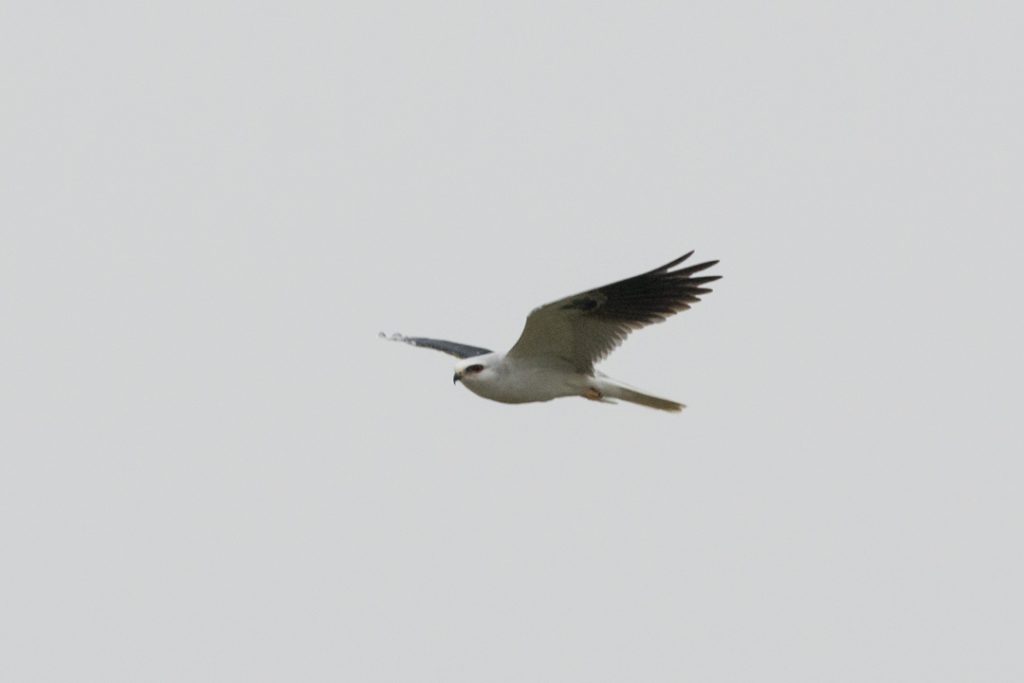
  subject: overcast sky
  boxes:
[2,2,1022,681]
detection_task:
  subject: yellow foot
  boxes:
[583,387,603,401]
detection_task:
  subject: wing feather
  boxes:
[381,333,492,359]
[506,252,720,372]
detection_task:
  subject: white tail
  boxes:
[595,377,686,413]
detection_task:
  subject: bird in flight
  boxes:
[382,251,720,412]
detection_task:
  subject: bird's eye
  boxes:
[466,364,484,373]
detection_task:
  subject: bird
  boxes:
[382,251,720,412]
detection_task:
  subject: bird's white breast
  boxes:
[461,355,586,404]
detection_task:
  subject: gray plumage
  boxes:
[380,333,492,359]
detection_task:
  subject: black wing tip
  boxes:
[671,258,720,277]
[653,252,722,276]
[673,249,696,265]
[580,252,722,322]
[649,250,695,274]
[686,275,722,285]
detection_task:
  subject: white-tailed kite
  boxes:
[383,251,720,412]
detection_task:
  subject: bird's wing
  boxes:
[381,332,492,359]
[506,251,720,372]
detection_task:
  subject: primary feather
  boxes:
[507,251,720,372]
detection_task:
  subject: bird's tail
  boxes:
[596,377,686,413]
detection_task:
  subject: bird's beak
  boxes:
[453,372,461,385]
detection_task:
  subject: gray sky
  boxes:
[2,2,1022,681]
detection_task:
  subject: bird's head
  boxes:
[453,355,497,386]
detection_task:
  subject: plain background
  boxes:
[2,2,1022,681]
